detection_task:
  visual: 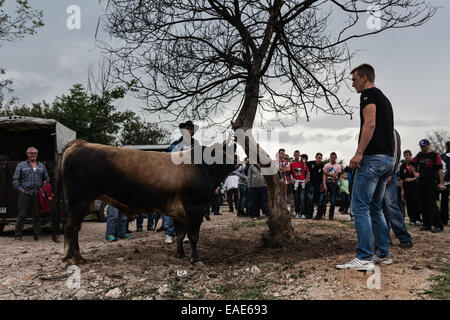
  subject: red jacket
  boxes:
[38,182,54,213]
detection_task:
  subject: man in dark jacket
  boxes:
[410,139,445,233]
[399,150,421,225]
[439,141,449,226]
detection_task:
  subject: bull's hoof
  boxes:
[52,235,60,243]
[74,253,87,265]
[190,257,201,264]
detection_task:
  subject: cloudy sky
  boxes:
[1,0,449,163]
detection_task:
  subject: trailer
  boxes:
[0,116,76,232]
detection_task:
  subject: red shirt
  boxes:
[290,161,309,181]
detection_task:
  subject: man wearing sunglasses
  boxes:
[12,147,50,241]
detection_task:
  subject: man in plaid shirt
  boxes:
[12,147,49,241]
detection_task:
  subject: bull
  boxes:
[53,139,237,264]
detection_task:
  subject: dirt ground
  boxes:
[0,207,448,300]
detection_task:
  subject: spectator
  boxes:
[337,64,394,271]
[209,186,221,217]
[234,157,250,217]
[223,174,240,212]
[323,152,342,220]
[410,139,445,233]
[307,153,326,220]
[275,149,294,216]
[248,164,269,220]
[440,141,449,226]
[136,212,155,232]
[105,205,133,241]
[290,150,309,219]
[399,150,421,225]
[163,120,199,244]
[12,147,50,241]
[382,129,413,249]
[338,172,351,215]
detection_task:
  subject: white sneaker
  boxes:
[409,221,415,226]
[336,258,375,271]
[183,234,189,243]
[300,215,306,219]
[415,221,422,226]
[295,214,300,219]
[373,255,393,265]
[165,235,173,244]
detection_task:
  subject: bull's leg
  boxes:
[62,201,88,265]
[173,220,186,259]
[186,206,204,264]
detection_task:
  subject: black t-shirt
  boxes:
[307,161,324,185]
[410,151,443,184]
[359,87,394,156]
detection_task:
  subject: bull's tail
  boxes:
[51,163,63,242]
[51,139,86,242]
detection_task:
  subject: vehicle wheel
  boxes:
[97,202,108,222]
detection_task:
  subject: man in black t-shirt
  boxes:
[306,153,326,220]
[399,149,421,225]
[337,64,394,271]
[410,139,445,233]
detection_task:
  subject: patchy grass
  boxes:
[423,260,450,300]
[231,220,266,231]
[313,223,340,229]
[336,219,355,228]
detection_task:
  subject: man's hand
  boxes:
[386,176,392,186]
[350,153,363,170]
[405,177,414,183]
[438,183,445,191]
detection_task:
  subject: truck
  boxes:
[0,115,76,232]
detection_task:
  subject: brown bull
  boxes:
[53,139,237,264]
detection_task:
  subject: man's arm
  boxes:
[350,104,376,169]
[233,166,247,180]
[438,169,445,190]
[12,163,25,192]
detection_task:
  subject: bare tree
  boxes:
[99,0,436,245]
[427,130,450,155]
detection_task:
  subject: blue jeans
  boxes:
[106,205,128,238]
[137,212,155,229]
[238,184,249,215]
[382,173,412,244]
[351,155,393,260]
[326,181,338,217]
[307,184,324,216]
[162,215,175,236]
[293,184,306,215]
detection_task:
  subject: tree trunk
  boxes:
[232,77,295,247]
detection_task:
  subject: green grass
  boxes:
[423,260,450,300]
[336,219,355,228]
